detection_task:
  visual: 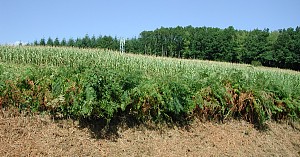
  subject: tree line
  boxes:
[33,26,300,70]
[33,35,119,50]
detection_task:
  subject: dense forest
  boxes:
[32,26,300,70]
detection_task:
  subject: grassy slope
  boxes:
[0,46,299,127]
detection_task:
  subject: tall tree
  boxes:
[75,38,83,48]
[68,38,75,47]
[90,35,96,48]
[40,38,46,46]
[46,37,53,46]
[54,37,60,47]
[82,34,91,48]
[33,40,39,46]
[61,38,67,46]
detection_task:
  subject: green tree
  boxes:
[90,35,96,48]
[241,29,269,64]
[97,36,114,49]
[61,38,67,46]
[68,38,75,47]
[82,34,91,48]
[54,37,60,47]
[75,38,83,48]
[40,38,46,46]
[33,40,39,46]
[46,37,53,46]
[259,31,279,66]
[274,27,300,69]
[182,31,191,58]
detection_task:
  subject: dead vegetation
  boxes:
[1,108,299,157]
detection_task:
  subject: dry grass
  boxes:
[1,108,299,157]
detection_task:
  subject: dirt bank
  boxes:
[1,109,299,157]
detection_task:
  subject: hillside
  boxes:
[1,46,300,126]
[0,46,300,156]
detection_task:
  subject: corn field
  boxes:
[0,46,299,127]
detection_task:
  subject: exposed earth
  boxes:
[1,108,300,157]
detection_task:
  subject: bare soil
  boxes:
[1,109,300,157]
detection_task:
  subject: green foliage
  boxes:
[32,26,300,71]
[40,38,46,46]
[60,38,67,46]
[46,37,53,46]
[251,61,262,67]
[54,38,60,47]
[0,46,300,128]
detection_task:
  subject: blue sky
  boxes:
[0,0,299,44]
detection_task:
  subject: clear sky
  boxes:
[0,0,299,44]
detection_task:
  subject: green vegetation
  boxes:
[0,46,300,127]
[32,26,300,71]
